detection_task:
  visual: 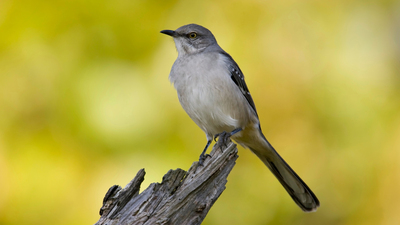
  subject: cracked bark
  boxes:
[95,141,238,225]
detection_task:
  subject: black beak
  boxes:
[160,30,176,37]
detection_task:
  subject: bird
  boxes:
[160,24,320,212]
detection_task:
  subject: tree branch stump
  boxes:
[95,140,238,225]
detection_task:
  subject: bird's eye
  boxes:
[187,32,197,39]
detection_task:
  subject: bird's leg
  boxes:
[214,127,242,141]
[215,128,242,149]
[198,139,212,166]
[230,127,243,135]
[199,128,242,166]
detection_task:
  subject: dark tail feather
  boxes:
[250,144,320,212]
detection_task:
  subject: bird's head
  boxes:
[161,24,218,56]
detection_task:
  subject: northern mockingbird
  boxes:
[161,24,320,212]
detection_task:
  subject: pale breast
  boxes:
[170,52,253,136]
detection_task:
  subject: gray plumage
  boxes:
[161,24,320,212]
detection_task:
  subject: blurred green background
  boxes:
[1,0,399,224]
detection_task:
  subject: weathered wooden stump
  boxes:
[95,141,238,225]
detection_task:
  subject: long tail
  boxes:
[249,136,320,212]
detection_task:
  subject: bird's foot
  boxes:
[198,140,212,167]
[214,128,243,151]
[198,153,210,167]
[213,133,220,142]
[215,131,231,150]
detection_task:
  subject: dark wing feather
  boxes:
[220,52,259,117]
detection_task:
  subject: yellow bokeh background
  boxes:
[1,0,400,224]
